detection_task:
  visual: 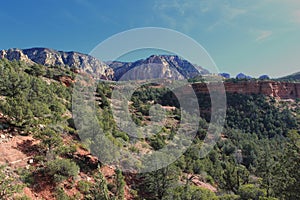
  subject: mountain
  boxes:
[258,75,270,80]
[219,73,230,79]
[108,55,209,80]
[0,48,209,81]
[236,73,252,79]
[277,71,300,81]
[0,48,114,79]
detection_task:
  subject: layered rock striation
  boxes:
[192,81,300,99]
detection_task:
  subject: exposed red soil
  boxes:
[0,135,35,168]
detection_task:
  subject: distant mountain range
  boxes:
[0,47,298,81]
[0,48,208,81]
[277,72,300,81]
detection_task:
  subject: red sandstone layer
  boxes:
[191,81,300,99]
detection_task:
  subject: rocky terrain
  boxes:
[0,48,207,81]
[108,54,209,80]
[0,48,114,79]
[192,80,300,99]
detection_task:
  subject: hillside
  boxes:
[0,58,299,199]
[278,71,300,82]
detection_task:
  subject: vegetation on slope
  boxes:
[0,59,299,199]
[277,71,300,82]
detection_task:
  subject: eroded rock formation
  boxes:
[192,81,300,99]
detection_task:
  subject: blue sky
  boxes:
[0,0,299,77]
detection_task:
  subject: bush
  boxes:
[18,168,35,186]
[238,184,266,200]
[168,185,218,200]
[218,194,240,200]
[259,197,279,200]
[55,186,72,200]
[149,135,165,150]
[45,158,79,183]
[77,180,92,194]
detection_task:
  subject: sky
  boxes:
[0,0,300,78]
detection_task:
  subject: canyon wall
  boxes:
[192,81,300,99]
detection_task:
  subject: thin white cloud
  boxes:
[255,30,273,41]
[153,0,248,32]
[222,5,247,20]
[206,5,247,31]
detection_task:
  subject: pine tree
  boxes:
[114,169,125,200]
[89,167,110,200]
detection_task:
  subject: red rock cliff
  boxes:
[191,81,300,99]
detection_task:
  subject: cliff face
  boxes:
[108,55,209,81]
[192,81,300,99]
[0,48,114,79]
[0,49,208,81]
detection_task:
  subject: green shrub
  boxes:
[168,185,218,200]
[55,186,71,200]
[18,168,35,186]
[77,180,92,194]
[238,184,266,200]
[218,194,240,200]
[149,135,165,150]
[45,158,79,183]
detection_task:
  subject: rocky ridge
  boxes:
[0,48,114,79]
[0,48,207,81]
[108,55,209,81]
[192,80,300,99]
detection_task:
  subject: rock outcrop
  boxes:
[0,48,113,79]
[108,55,209,81]
[1,49,209,81]
[192,80,300,99]
[0,48,35,65]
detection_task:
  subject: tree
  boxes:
[88,167,110,200]
[167,185,218,200]
[114,169,125,200]
[45,158,79,183]
[256,140,278,197]
[25,64,46,76]
[141,164,180,200]
[35,127,63,158]
[238,184,266,200]
[274,130,300,199]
